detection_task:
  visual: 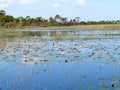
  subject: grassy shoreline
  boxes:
[0,24,120,31]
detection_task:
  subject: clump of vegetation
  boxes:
[0,10,120,29]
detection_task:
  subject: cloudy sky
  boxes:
[0,0,120,21]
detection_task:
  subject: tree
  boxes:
[0,15,5,26]
[61,17,68,25]
[69,19,77,25]
[80,21,87,25]
[36,17,42,22]
[43,19,49,27]
[0,10,5,26]
[17,16,25,26]
[75,17,80,24]
[0,10,5,16]
[35,17,43,26]
[4,15,14,22]
[98,20,106,24]
[25,16,31,26]
[54,14,62,25]
[3,15,15,28]
[49,17,56,26]
[30,18,36,26]
[116,20,120,24]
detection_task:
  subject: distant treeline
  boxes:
[0,10,120,28]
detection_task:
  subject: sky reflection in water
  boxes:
[0,29,120,90]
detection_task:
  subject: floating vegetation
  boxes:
[99,83,109,89]
[77,83,83,88]
[112,77,120,81]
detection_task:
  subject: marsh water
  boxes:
[0,29,120,90]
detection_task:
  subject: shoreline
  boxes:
[0,24,120,31]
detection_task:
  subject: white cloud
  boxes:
[75,0,86,6]
[53,3,60,8]
[0,0,14,8]
[20,0,42,5]
[0,0,9,2]
[0,3,8,8]
[52,0,67,8]
[0,0,14,4]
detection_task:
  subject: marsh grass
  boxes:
[65,24,120,30]
[0,24,120,30]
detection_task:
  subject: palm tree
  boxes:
[54,14,62,25]
[75,17,80,24]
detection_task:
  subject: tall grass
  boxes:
[0,24,120,30]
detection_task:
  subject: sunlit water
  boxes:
[0,29,120,90]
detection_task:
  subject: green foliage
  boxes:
[0,10,5,16]
[0,10,120,28]
[0,15,5,26]
[4,15,14,22]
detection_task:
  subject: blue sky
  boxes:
[0,0,120,21]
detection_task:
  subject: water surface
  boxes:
[0,29,120,90]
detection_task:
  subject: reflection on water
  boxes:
[0,29,120,90]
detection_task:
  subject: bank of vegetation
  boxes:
[0,10,120,30]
